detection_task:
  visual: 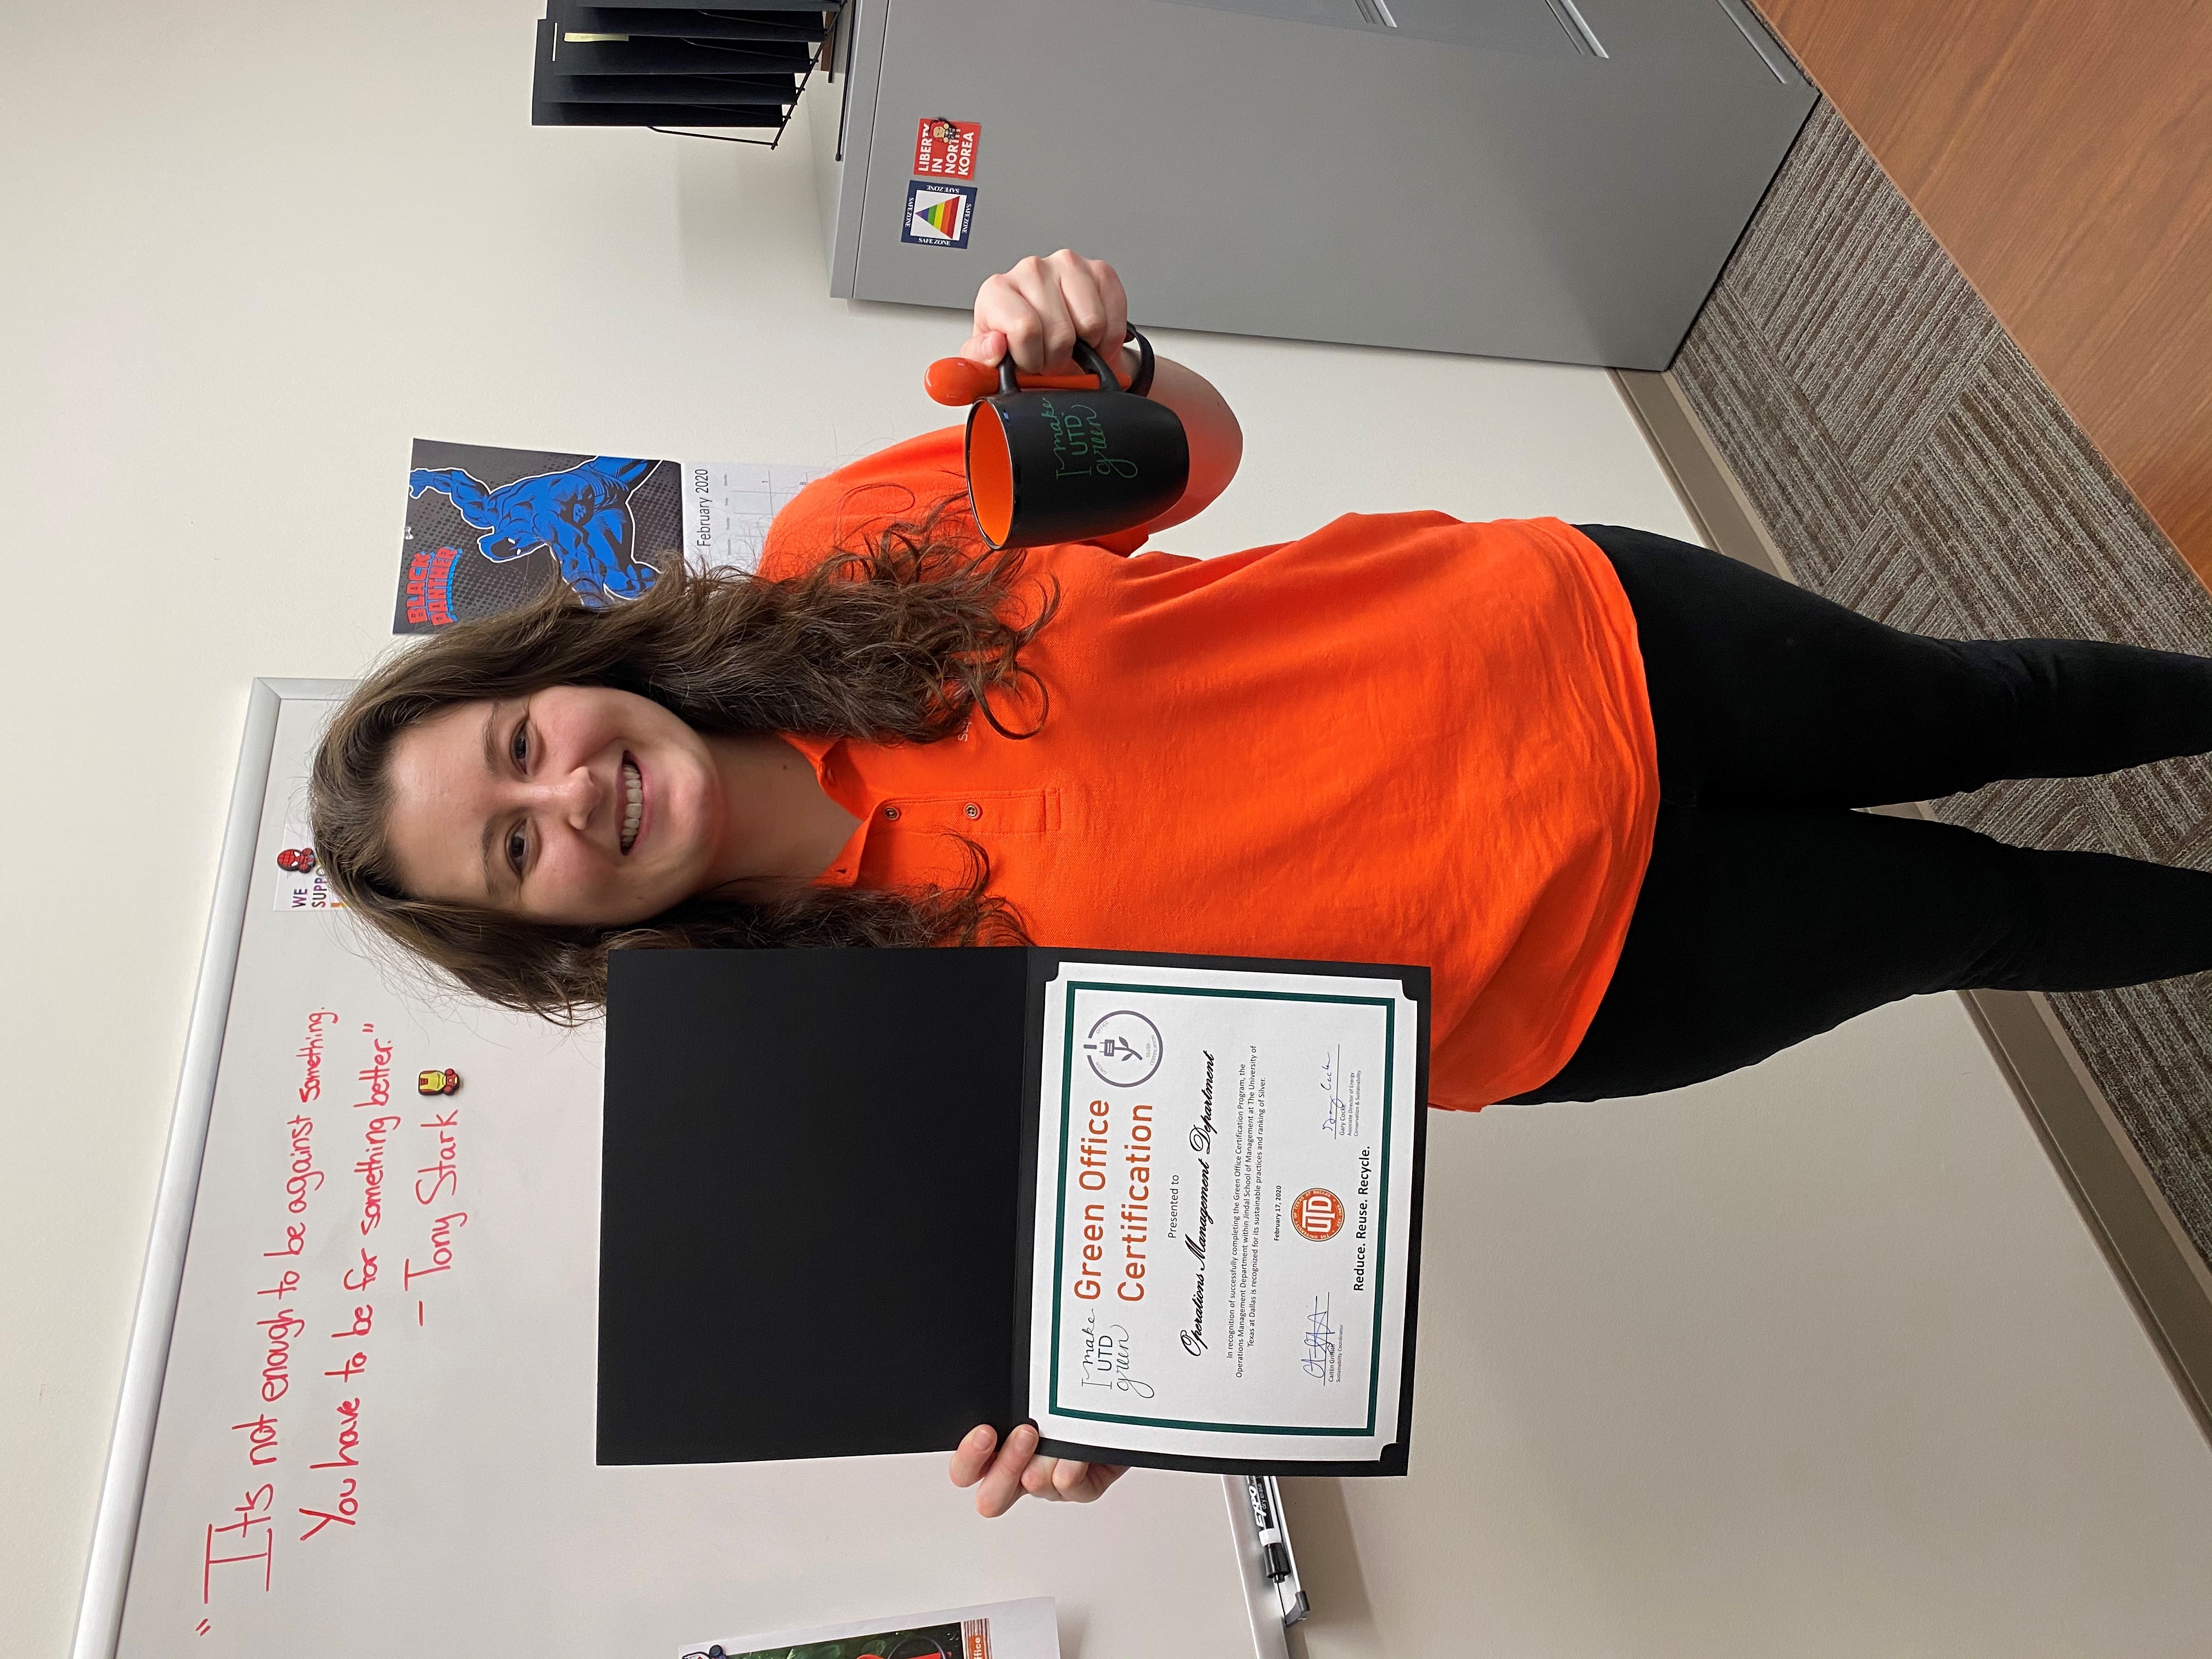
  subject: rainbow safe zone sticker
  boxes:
[902,180,977,249]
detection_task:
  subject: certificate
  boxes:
[1021,958,1426,1471]
[599,947,1427,1477]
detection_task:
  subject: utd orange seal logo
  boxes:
[1291,1187,1345,1242]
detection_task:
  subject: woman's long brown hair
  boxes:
[311,505,1049,1022]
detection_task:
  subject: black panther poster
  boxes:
[394,439,684,633]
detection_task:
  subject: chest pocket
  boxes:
[875,787,1059,836]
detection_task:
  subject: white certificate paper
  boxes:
[1027,961,1423,1464]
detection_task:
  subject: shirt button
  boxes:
[882,805,901,820]
[964,802,982,820]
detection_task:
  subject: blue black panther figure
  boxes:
[408,456,660,608]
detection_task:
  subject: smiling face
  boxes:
[381,685,726,926]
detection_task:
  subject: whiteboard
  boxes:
[77,682,1273,1659]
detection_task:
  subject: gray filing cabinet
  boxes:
[812,0,1814,368]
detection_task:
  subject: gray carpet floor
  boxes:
[1668,102,2212,1270]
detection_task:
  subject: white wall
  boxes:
[0,5,1699,1655]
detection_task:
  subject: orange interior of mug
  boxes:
[968,404,1015,547]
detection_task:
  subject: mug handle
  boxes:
[997,335,1122,396]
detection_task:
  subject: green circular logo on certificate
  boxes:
[1083,1009,1164,1087]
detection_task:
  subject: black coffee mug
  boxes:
[964,338,1190,550]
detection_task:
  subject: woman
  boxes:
[314,251,2212,1517]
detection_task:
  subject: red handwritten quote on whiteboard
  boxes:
[200,1008,473,1610]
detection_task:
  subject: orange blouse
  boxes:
[759,429,1659,1108]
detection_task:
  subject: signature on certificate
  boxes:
[1321,1046,1359,1139]
[1301,1296,1344,1384]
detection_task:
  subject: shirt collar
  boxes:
[782,733,867,890]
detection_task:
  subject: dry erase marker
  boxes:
[1244,1476,1291,1581]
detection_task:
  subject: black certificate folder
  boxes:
[599,947,1430,1477]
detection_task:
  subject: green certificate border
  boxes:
[1046,982,1396,1436]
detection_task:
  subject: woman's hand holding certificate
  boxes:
[949,1423,1127,1518]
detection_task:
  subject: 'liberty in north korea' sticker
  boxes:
[901,180,977,249]
[913,117,981,179]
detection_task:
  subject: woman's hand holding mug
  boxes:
[963,249,1138,385]
[940,249,1243,543]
